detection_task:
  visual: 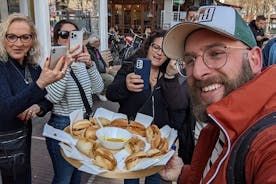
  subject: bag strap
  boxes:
[70,69,92,116]
[227,112,276,184]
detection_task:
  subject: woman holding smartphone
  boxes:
[0,13,67,184]
[106,30,170,184]
[45,20,104,184]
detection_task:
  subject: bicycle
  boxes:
[108,32,125,65]
[120,28,144,61]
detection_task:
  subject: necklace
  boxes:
[10,61,32,85]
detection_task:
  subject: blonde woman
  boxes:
[0,13,67,183]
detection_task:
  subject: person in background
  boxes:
[249,15,270,48]
[45,20,104,184]
[144,27,152,39]
[183,6,199,22]
[262,37,276,67]
[0,13,67,184]
[86,34,116,101]
[160,6,276,183]
[106,30,170,184]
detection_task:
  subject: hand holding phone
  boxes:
[134,58,151,90]
[50,46,67,69]
[70,30,83,53]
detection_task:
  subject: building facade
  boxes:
[4,0,274,65]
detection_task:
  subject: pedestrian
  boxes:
[106,30,171,184]
[183,6,199,22]
[262,37,276,67]
[86,34,116,101]
[160,5,276,183]
[249,15,270,48]
[45,20,104,184]
[144,27,152,39]
[0,13,68,184]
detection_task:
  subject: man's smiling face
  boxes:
[185,29,255,122]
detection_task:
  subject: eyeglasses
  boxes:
[5,34,33,43]
[150,43,163,53]
[176,45,250,77]
[58,31,70,39]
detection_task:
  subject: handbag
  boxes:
[0,128,28,172]
[70,69,92,119]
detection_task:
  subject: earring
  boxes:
[29,48,35,56]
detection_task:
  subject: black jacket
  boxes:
[106,60,170,128]
[0,57,52,131]
[160,76,196,164]
[86,44,107,73]
[249,20,268,48]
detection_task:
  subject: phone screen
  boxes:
[69,30,83,53]
[50,46,67,69]
[134,58,151,90]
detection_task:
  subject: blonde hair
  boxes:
[0,13,41,64]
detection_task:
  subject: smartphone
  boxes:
[50,46,67,69]
[134,58,151,90]
[69,30,83,53]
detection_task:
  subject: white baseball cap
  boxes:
[163,6,257,60]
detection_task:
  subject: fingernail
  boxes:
[46,57,49,61]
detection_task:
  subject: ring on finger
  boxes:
[61,70,65,74]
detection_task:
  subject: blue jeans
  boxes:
[46,114,82,184]
[124,173,161,184]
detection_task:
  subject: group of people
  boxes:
[0,5,276,184]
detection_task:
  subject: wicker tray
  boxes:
[61,126,163,179]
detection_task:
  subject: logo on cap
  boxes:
[197,7,216,22]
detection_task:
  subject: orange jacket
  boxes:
[179,66,276,184]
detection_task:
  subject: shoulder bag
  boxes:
[70,69,92,119]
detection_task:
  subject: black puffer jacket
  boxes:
[160,76,196,164]
[106,60,170,128]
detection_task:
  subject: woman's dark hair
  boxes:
[53,20,79,45]
[127,29,170,72]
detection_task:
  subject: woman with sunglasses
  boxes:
[45,20,104,184]
[106,30,173,184]
[0,14,67,184]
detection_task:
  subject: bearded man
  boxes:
[159,6,276,184]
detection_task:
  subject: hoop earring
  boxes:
[29,48,35,56]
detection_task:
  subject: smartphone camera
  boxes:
[70,32,77,39]
[52,48,56,54]
[136,59,144,69]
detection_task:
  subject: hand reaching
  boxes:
[159,154,184,181]
[75,46,93,68]
[36,56,68,89]
[126,72,144,92]
[166,59,178,76]
[17,104,40,122]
